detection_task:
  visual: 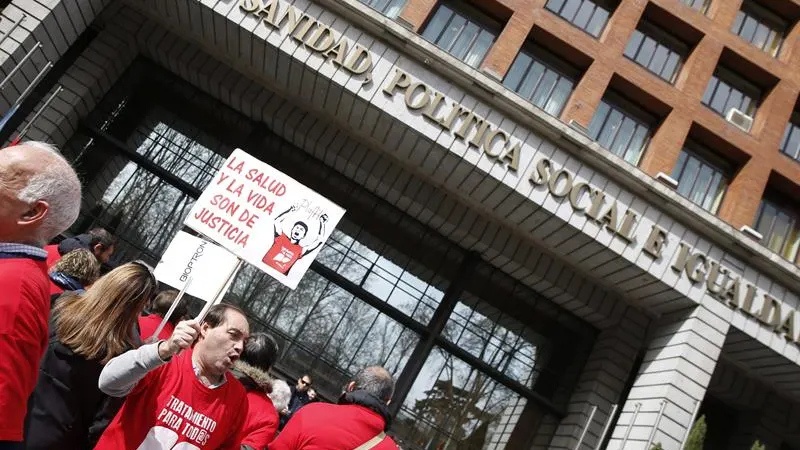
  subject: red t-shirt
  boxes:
[0,257,50,441]
[240,391,278,448]
[95,349,248,450]
[268,402,397,450]
[44,244,61,267]
[138,314,175,342]
[262,234,303,274]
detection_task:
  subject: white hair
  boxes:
[14,141,82,244]
[269,379,292,413]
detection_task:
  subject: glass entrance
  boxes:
[62,59,595,449]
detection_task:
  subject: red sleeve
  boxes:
[0,265,49,440]
[240,395,279,448]
[267,407,305,450]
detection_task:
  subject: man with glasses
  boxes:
[279,375,314,429]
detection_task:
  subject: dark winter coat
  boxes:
[279,385,311,429]
[23,313,137,449]
[232,362,279,450]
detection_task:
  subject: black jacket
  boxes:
[23,315,137,449]
[279,385,311,429]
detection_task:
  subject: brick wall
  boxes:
[397,0,800,230]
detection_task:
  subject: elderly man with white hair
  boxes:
[0,141,81,448]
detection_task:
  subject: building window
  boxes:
[702,68,760,119]
[503,45,577,117]
[780,114,800,162]
[624,21,686,83]
[731,2,785,56]
[588,96,653,165]
[545,0,616,38]
[357,0,406,19]
[672,145,730,213]
[421,3,498,68]
[681,0,711,13]
[754,198,800,263]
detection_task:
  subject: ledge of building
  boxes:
[317,0,800,290]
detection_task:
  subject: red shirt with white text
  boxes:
[95,349,247,450]
[262,234,303,274]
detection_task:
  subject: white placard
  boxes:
[184,149,346,289]
[154,231,240,301]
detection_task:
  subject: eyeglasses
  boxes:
[300,379,312,386]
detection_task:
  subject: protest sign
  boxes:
[154,230,241,302]
[184,148,346,289]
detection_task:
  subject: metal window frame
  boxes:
[504,46,577,116]
[590,90,656,165]
[733,1,787,56]
[358,0,407,18]
[780,112,800,162]
[626,20,687,84]
[421,0,501,68]
[681,0,712,14]
[545,0,617,38]
[755,197,800,263]
[703,67,762,117]
[673,141,732,214]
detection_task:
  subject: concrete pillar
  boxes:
[549,307,647,449]
[606,301,731,450]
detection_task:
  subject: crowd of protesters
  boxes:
[0,141,398,450]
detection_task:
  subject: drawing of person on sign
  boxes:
[262,204,328,275]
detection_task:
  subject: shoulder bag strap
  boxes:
[353,431,386,450]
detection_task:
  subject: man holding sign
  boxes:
[95,304,250,449]
[263,205,328,275]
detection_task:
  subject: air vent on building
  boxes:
[655,172,678,189]
[739,225,763,242]
[725,108,753,133]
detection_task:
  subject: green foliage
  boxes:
[750,440,766,450]
[684,415,707,450]
[650,443,664,450]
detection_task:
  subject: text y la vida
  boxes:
[192,156,288,247]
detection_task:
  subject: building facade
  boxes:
[0,0,799,449]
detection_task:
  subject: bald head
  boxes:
[352,366,394,403]
[0,142,81,245]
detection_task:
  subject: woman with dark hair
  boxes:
[232,332,281,449]
[24,262,157,450]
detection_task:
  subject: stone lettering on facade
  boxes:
[383,69,521,172]
[526,155,800,346]
[239,0,374,84]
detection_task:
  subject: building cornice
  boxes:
[316,0,800,290]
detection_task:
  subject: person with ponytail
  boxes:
[24,262,157,450]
